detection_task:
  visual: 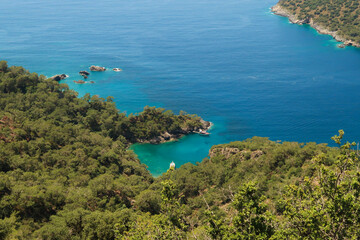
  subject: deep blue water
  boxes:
[2,0,360,176]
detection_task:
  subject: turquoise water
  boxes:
[2,0,360,176]
[131,119,226,176]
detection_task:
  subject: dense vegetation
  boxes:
[1,61,360,239]
[0,61,204,239]
[277,0,360,44]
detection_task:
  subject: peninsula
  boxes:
[272,0,360,47]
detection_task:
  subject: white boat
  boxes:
[170,161,175,169]
[199,129,210,136]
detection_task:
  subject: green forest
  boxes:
[1,61,360,239]
[277,0,360,44]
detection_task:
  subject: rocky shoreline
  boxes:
[271,4,360,48]
[50,74,68,81]
[136,119,213,144]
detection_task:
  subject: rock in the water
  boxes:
[79,71,90,78]
[79,71,90,76]
[74,80,86,84]
[51,74,68,81]
[90,65,106,71]
[337,44,346,48]
[90,81,95,84]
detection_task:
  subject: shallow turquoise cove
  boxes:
[131,120,228,177]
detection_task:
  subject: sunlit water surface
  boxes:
[2,0,360,176]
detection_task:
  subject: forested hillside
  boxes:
[1,61,360,239]
[275,0,360,46]
[0,61,205,239]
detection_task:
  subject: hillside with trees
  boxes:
[274,0,360,46]
[1,61,360,239]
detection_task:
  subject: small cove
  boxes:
[130,119,228,177]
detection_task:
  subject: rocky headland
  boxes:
[271,3,360,48]
[137,119,213,144]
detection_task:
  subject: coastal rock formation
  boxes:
[271,4,360,48]
[251,150,264,159]
[137,132,178,144]
[50,74,68,81]
[90,65,106,71]
[161,132,172,141]
[200,119,211,129]
[208,147,264,160]
[79,71,90,76]
[74,80,86,84]
[209,147,240,158]
[79,71,90,78]
[141,119,212,144]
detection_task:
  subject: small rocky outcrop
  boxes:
[161,132,172,141]
[79,71,90,76]
[90,81,95,84]
[200,119,211,130]
[79,71,90,78]
[90,65,106,71]
[150,137,162,144]
[51,74,68,81]
[209,147,240,158]
[209,147,264,160]
[74,80,86,84]
[251,150,264,159]
[144,132,180,144]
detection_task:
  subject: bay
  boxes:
[1,0,360,176]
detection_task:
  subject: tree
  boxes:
[207,182,275,240]
[0,60,8,72]
[116,180,187,239]
[134,189,161,214]
[276,130,360,239]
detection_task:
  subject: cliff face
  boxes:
[271,3,360,47]
[209,147,264,161]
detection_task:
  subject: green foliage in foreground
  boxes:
[0,61,203,239]
[1,61,360,239]
[278,0,360,44]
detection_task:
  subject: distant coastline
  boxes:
[271,3,360,48]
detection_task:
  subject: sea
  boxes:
[1,0,360,176]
